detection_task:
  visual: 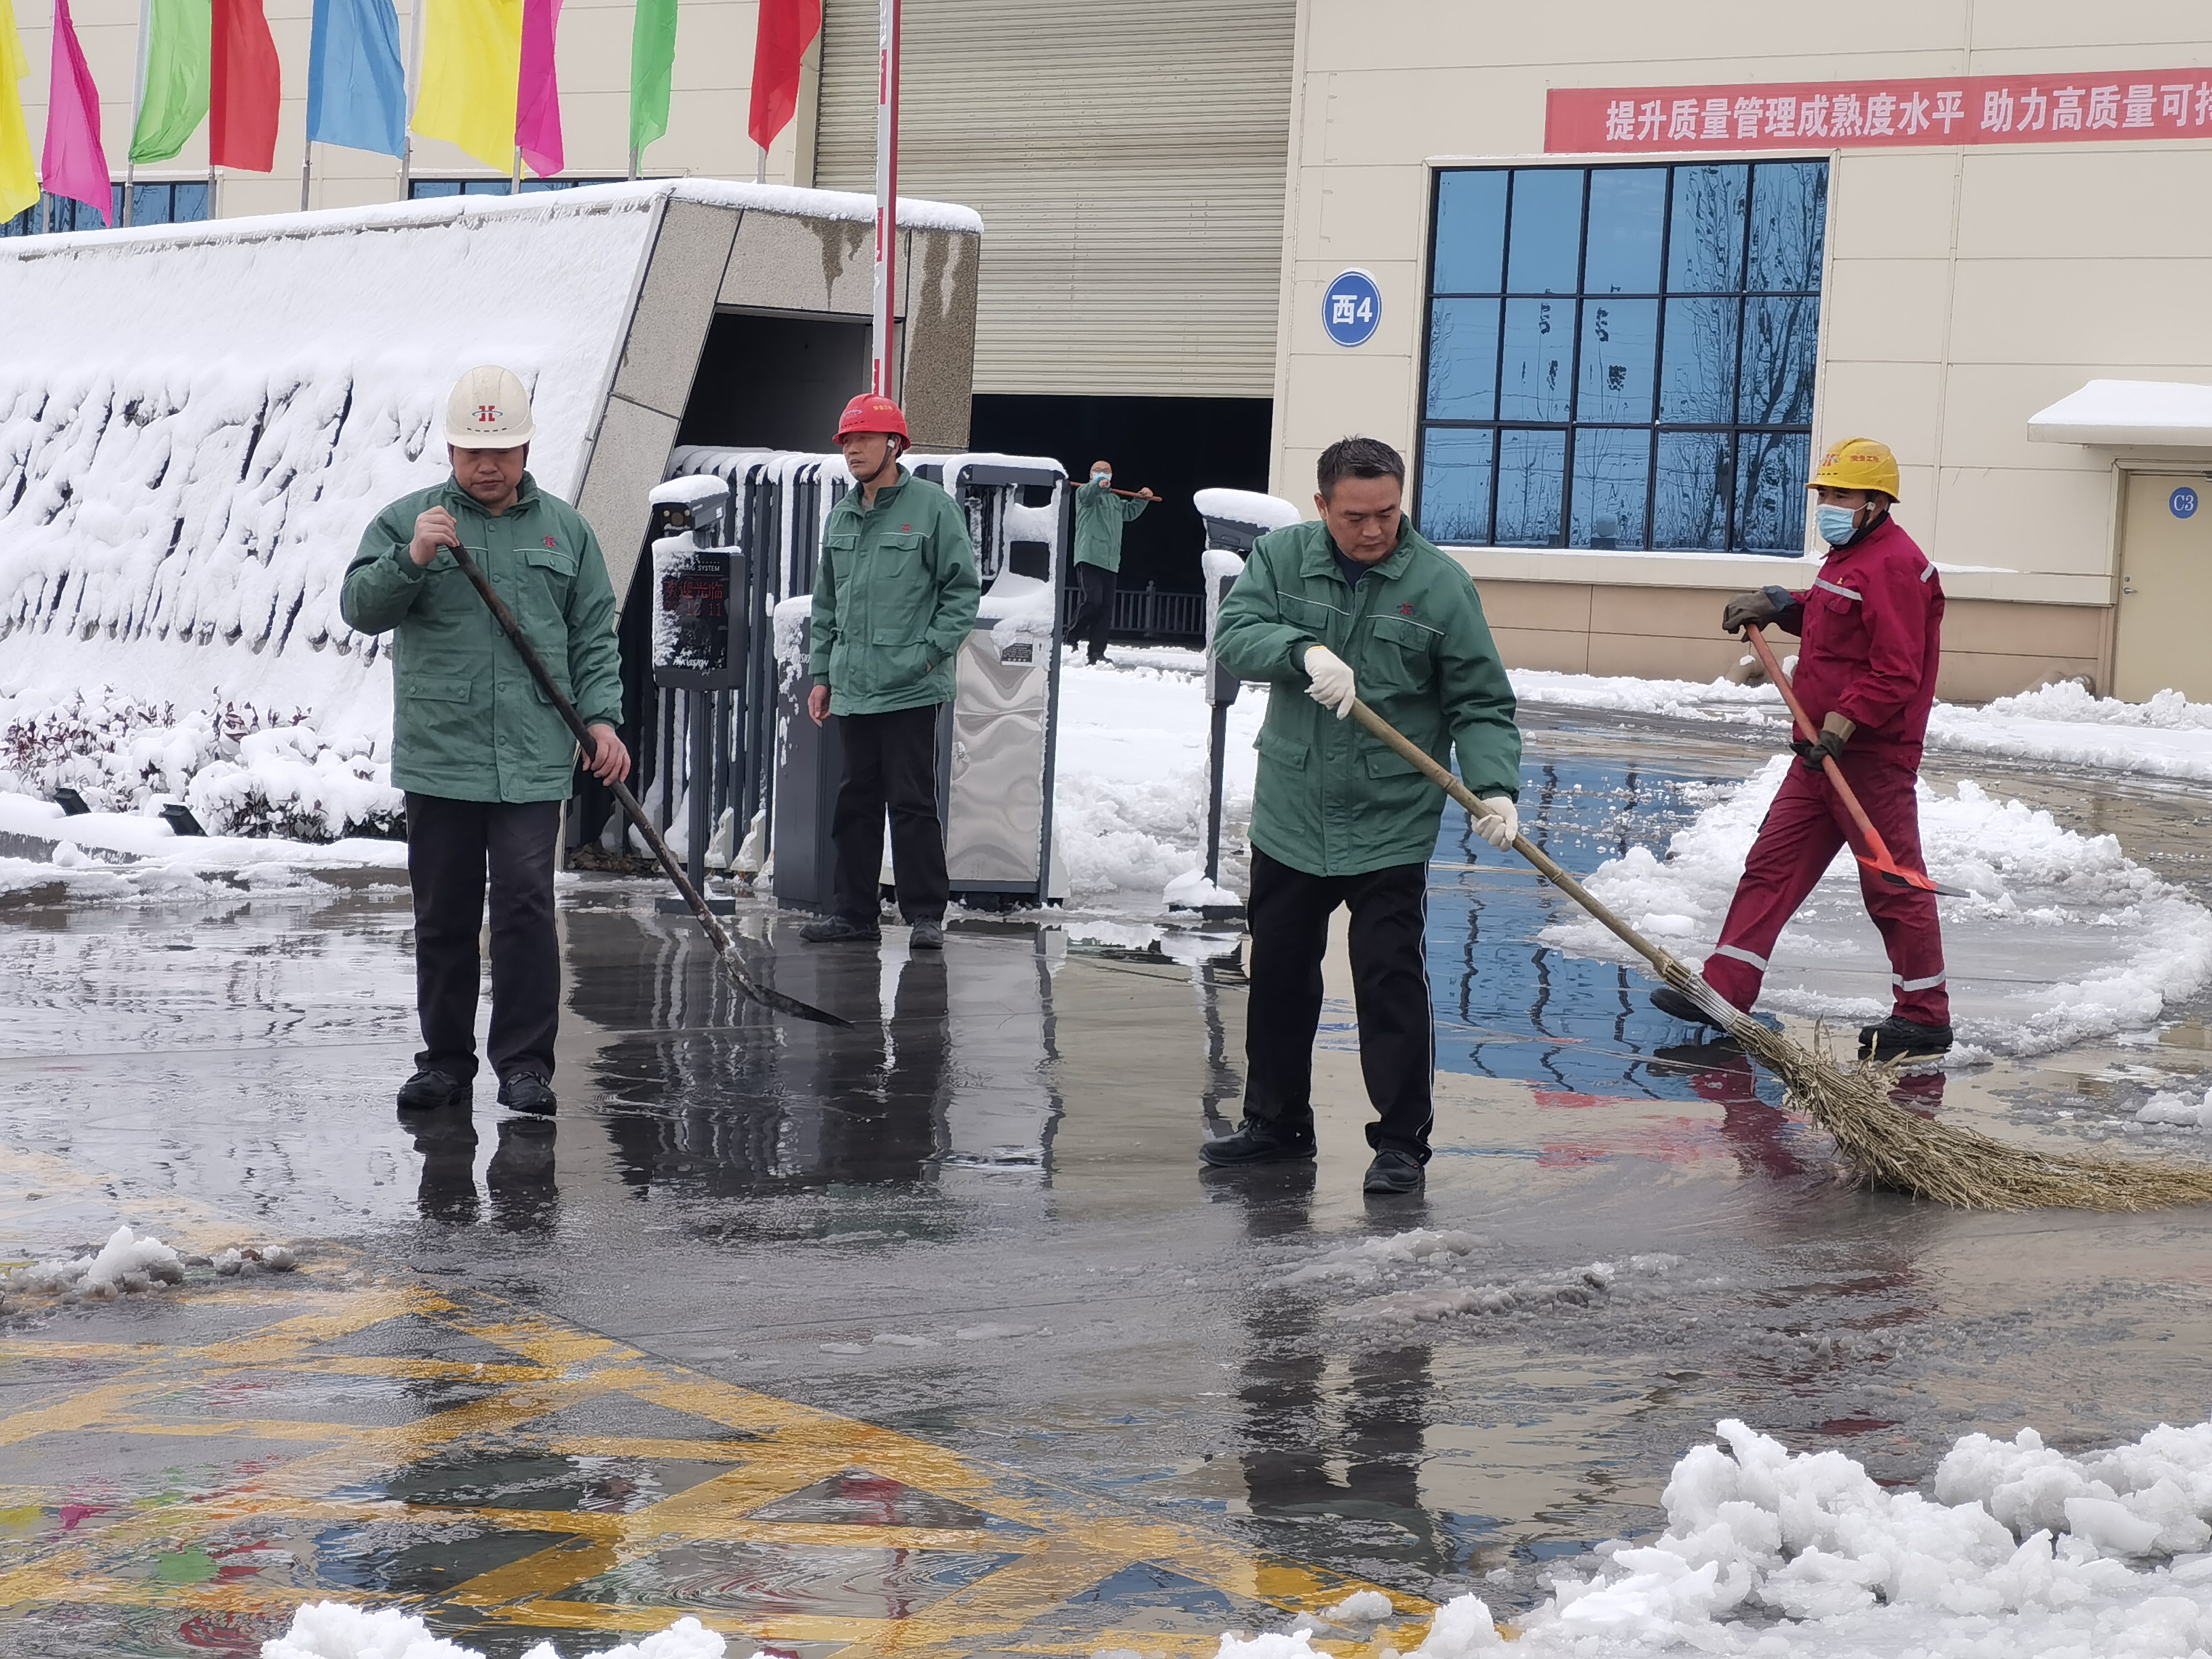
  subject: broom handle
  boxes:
[1742,624,1903,869]
[1346,699,1693,986]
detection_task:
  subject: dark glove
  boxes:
[1722,585,1797,635]
[1791,730,1848,771]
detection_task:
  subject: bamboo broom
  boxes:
[1348,698,2212,1211]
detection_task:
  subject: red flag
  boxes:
[212,0,281,171]
[747,0,821,152]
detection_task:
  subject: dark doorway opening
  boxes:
[679,311,871,451]
[968,395,1274,605]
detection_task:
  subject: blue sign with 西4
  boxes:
[2173,486,2200,520]
[1323,270,1381,347]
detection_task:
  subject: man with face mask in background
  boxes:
[1656,436,1952,1061]
[1067,459,1155,665]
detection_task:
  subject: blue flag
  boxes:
[307,0,406,158]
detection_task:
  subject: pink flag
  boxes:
[42,0,111,222]
[515,0,563,177]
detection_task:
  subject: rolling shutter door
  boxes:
[814,0,1294,398]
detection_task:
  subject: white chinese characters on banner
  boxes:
[1554,69,2212,154]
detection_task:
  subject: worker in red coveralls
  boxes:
[1650,437,1953,1062]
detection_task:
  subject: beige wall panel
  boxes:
[1947,258,2212,366]
[1820,261,1953,365]
[1314,167,1430,261]
[1965,7,2212,53]
[1957,146,2212,260]
[578,396,684,599]
[1934,365,2146,471]
[721,211,874,315]
[1587,584,1736,642]
[611,203,739,420]
[1828,151,1960,262]
[1492,628,1592,675]
[1942,597,2107,658]
[1285,261,1421,361]
[1474,581,1594,634]
[1277,353,1419,451]
[1587,631,1745,683]
[1938,651,2103,702]
[1816,359,1947,464]
[1927,464,2116,578]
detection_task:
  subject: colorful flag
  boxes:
[307,0,406,158]
[41,0,110,222]
[212,0,281,170]
[514,0,561,176]
[627,0,673,157]
[0,0,36,221]
[414,0,522,174]
[130,0,212,165]
[748,0,820,152]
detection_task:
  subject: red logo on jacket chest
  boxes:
[543,537,557,549]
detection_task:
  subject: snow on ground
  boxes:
[1203,1412,2212,1658]
[262,1602,721,1658]
[0,791,405,895]
[1541,754,2212,1057]
[1050,652,1264,903]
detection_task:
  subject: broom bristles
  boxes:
[1656,962,2212,1210]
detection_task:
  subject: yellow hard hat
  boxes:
[1809,436,1900,500]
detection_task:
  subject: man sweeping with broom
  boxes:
[1652,437,1952,1062]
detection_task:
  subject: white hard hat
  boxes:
[444,365,536,449]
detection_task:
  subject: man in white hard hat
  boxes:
[341,366,630,1118]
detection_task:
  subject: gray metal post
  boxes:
[1204,700,1230,885]
[687,687,712,894]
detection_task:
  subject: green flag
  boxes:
[130,0,211,164]
[628,0,675,156]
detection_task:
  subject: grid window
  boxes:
[1417,160,1826,555]
[2,182,211,237]
[408,178,592,199]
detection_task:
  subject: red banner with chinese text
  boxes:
[1546,72,2212,154]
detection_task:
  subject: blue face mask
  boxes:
[1815,504,1860,547]
[1092,473,1111,487]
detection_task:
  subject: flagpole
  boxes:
[124,0,151,225]
[300,143,312,211]
[509,145,521,194]
[399,0,427,198]
[628,143,639,181]
[869,0,900,397]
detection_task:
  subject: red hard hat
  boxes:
[836,393,909,443]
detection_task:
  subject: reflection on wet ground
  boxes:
[8,710,2212,1650]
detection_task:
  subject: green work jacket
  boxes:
[1073,481,1149,573]
[1215,517,1520,878]
[809,468,981,717]
[340,474,622,803]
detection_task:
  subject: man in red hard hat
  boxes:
[800,394,980,949]
[1652,436,1952,1062]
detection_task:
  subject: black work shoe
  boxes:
[1199,1117,1317,1168]
[1651,985,1735,1029]
[909,918,945,951]
[397,1068,470,1112]
[497,1071,557,1115]
[1859,1017,1954,1062]
[1363,1149,1426,1195]
[800,914,882,945]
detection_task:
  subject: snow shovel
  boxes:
[449,543,850,1028]
[1741,625,1968,900]
[1346,695,2212,1212]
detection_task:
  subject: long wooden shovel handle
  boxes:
[1345,699,1695,988]
[1742,624,1904,870]
[447,543,849,1029]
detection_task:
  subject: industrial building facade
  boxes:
[13,2,2212,699]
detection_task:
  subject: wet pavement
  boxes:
[8,708,2212,1654]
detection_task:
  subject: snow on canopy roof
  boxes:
[0,179,980,265]
[649,474,733,507]
[2028,379,2212,447]
[1193,488,1302,531]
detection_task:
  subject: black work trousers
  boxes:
[830,704,950,925]
[1242,847,1435,1159]
[1070,563,1116,662]
[405,793,564,1085]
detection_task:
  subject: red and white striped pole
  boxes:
[870,0,901,397]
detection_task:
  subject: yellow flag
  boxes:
[412,0,523,174]
[0,0,37,222]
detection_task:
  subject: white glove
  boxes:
[1472,794,1519,850]
[1303,644,1356,719]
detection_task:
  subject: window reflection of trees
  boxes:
[1417,159,1824,556]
